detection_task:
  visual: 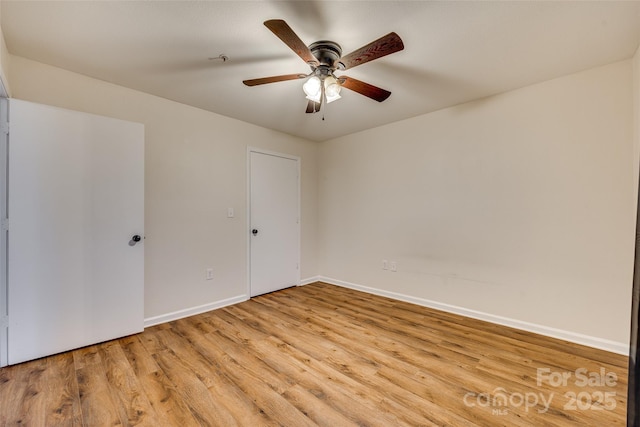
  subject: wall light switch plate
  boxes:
[390,261,397,272]
[382,260,388,270]
[206,268,214,280]
[227,208,234,218]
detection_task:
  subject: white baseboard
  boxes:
[299,276,322,286]
[141,277,629,356]
[319,276,629,356]
[142,277,321,328]
[144,295,248,328]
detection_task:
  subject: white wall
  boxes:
[7,55,318,321]
[318,60,636,352]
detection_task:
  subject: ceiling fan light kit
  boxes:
[303,74,342,104]
[243,19,404,114]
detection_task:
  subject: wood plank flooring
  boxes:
[0,282,628,426]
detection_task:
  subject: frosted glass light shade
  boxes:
[303,76,321,97]
[324,75,342,103]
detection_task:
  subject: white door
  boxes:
[249,150,299,297]
[6,99,144,366]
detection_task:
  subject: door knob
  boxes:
[129,234,142,246]
[252,229,258,236]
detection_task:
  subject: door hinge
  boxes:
[1,218,7,231]
[0,122,8,135]
[0,316,7,329]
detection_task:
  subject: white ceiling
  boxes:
[2,1,640,142]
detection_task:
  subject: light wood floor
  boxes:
[0,282,628,426]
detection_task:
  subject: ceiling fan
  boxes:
[243,19,404,114]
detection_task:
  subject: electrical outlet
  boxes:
[390,261,397,272]
[382,260,388,270]
[206,268,214,280]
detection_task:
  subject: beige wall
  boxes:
[318,60,636,352]
[8,55,318,320]
[7,52,638,353]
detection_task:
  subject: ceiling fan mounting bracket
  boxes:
[308,41,342,68]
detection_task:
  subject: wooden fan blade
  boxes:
[264,19,319,66]
[337,32,404,70]
[340,76,391,102]
[306,99,321,113]
[243,74,307,86]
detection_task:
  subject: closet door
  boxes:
[6,99,144,365]
[249,149,300,297]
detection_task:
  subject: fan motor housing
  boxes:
[309,41,342,67]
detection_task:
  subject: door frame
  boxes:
[246,147,301,298]
[0,97,7,367]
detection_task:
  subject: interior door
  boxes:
[6,99,144,366]
[249,150,299,297]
